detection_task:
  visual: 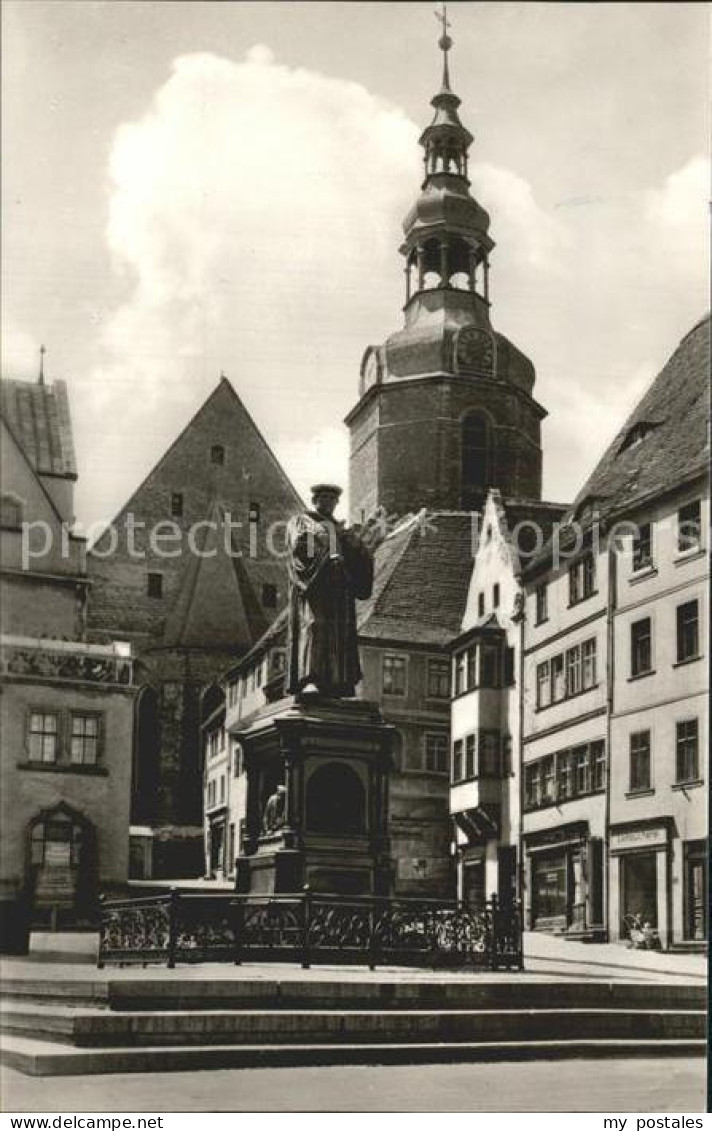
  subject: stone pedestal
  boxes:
[233,694,394,896]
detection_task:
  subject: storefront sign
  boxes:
[610,825,668,853]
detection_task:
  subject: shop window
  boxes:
[569,553,596,605]
[426,658,450,699]
[631,617,652,677]
[452,739,463,783]
[147,572,163,599]
[632,522,652,571]
[424,733,448,774]
[629,730,651,792]
[382,654,406,696]
[675,719,699,784]
[677,500,702,553]
[69,714,100,766]
[170,492,184,518]
[27,712,59,763]
[676,600,699,663]
[465,733,476,779]
[535,583,548,624]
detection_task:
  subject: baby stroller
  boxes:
[624,912,661,950]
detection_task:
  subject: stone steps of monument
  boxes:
[1,976,705,1013]
[1,1002,705,1048]
[2,1033,706,1076]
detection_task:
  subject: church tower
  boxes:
[346,15,547,521]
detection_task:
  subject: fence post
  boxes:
[167,888,179,970]
[232,898,243,967]
[301,885,311,970]
[368,898,377,972]
[489,892,499,971]
[96,894,105,969]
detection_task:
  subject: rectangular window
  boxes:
[551,654,566,702]
[503,646,515,686]
[676,600,699,663]
[556,750,572,801]
[480,731,500,777]
[248,501,260,523]
[676,719,699,784]
[566,644,582,697]
[453,739,463,783]
[454,652,466,696]
[535,583,548,624]
[573,746,590,795]
[466,646,477,690]
[382,654,406,696]
[582,638,597,689]
[542,755,555,802]
[147,572,163,599]
[465,733,476,779]
[231,737,242,777]
[632,522,652,571]
[493,583,500,609]
[536,660,551,709]
[525,762,541,810]
[591,741,606,791]
[70,714,100,765]
[228,824,235,869]
[631,617,652,677]
[28,712,59,763]
[480,645,499,688]
[219,775,225,803]
[630,730,651,792]
[170,492,184,518]
[210,444,225,466]
[569,553,595,604]
[678,500,702,553]
[427,658,451,699]
[424,733,448,774]
[501,734,512,776]
[477,592,485,618]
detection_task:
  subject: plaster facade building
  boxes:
[518,314,709,946]
[87,377,301,879]
[1,374,135,951]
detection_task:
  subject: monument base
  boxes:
[233,693,394,897]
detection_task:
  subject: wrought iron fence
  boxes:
[98,889,523,971]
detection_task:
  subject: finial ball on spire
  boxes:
[438,33,452,52]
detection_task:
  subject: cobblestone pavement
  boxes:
[2,1058,706,1112]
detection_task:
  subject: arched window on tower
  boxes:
[461,412,491,505]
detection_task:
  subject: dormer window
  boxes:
[618,419,663,455]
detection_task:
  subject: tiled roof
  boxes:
[524,313,710,574]
[357,512,475,645]
[0,378,77,477]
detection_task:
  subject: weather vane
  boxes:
[434,4,452,50]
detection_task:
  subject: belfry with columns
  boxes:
[346,12,548,522]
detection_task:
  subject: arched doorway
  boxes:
[27,803,95,927]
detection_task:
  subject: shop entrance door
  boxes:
[685,845,707,941]
[463,860,485,909]
[532,851,568,931]
[621,852,657,934]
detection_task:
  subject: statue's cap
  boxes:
[310,483,342,498]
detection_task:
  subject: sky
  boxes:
[2,1,708,532]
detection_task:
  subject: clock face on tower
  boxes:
[455,326,495,378]
[360,348,382,395]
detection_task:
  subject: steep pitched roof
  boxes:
[0,377,77,478]
[570,315,709,519]
[161,499,268,651]
[357,512,475,646]
[524,314,710,575]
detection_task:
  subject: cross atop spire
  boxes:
[38,344,46,385]
[434,4,452,90]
